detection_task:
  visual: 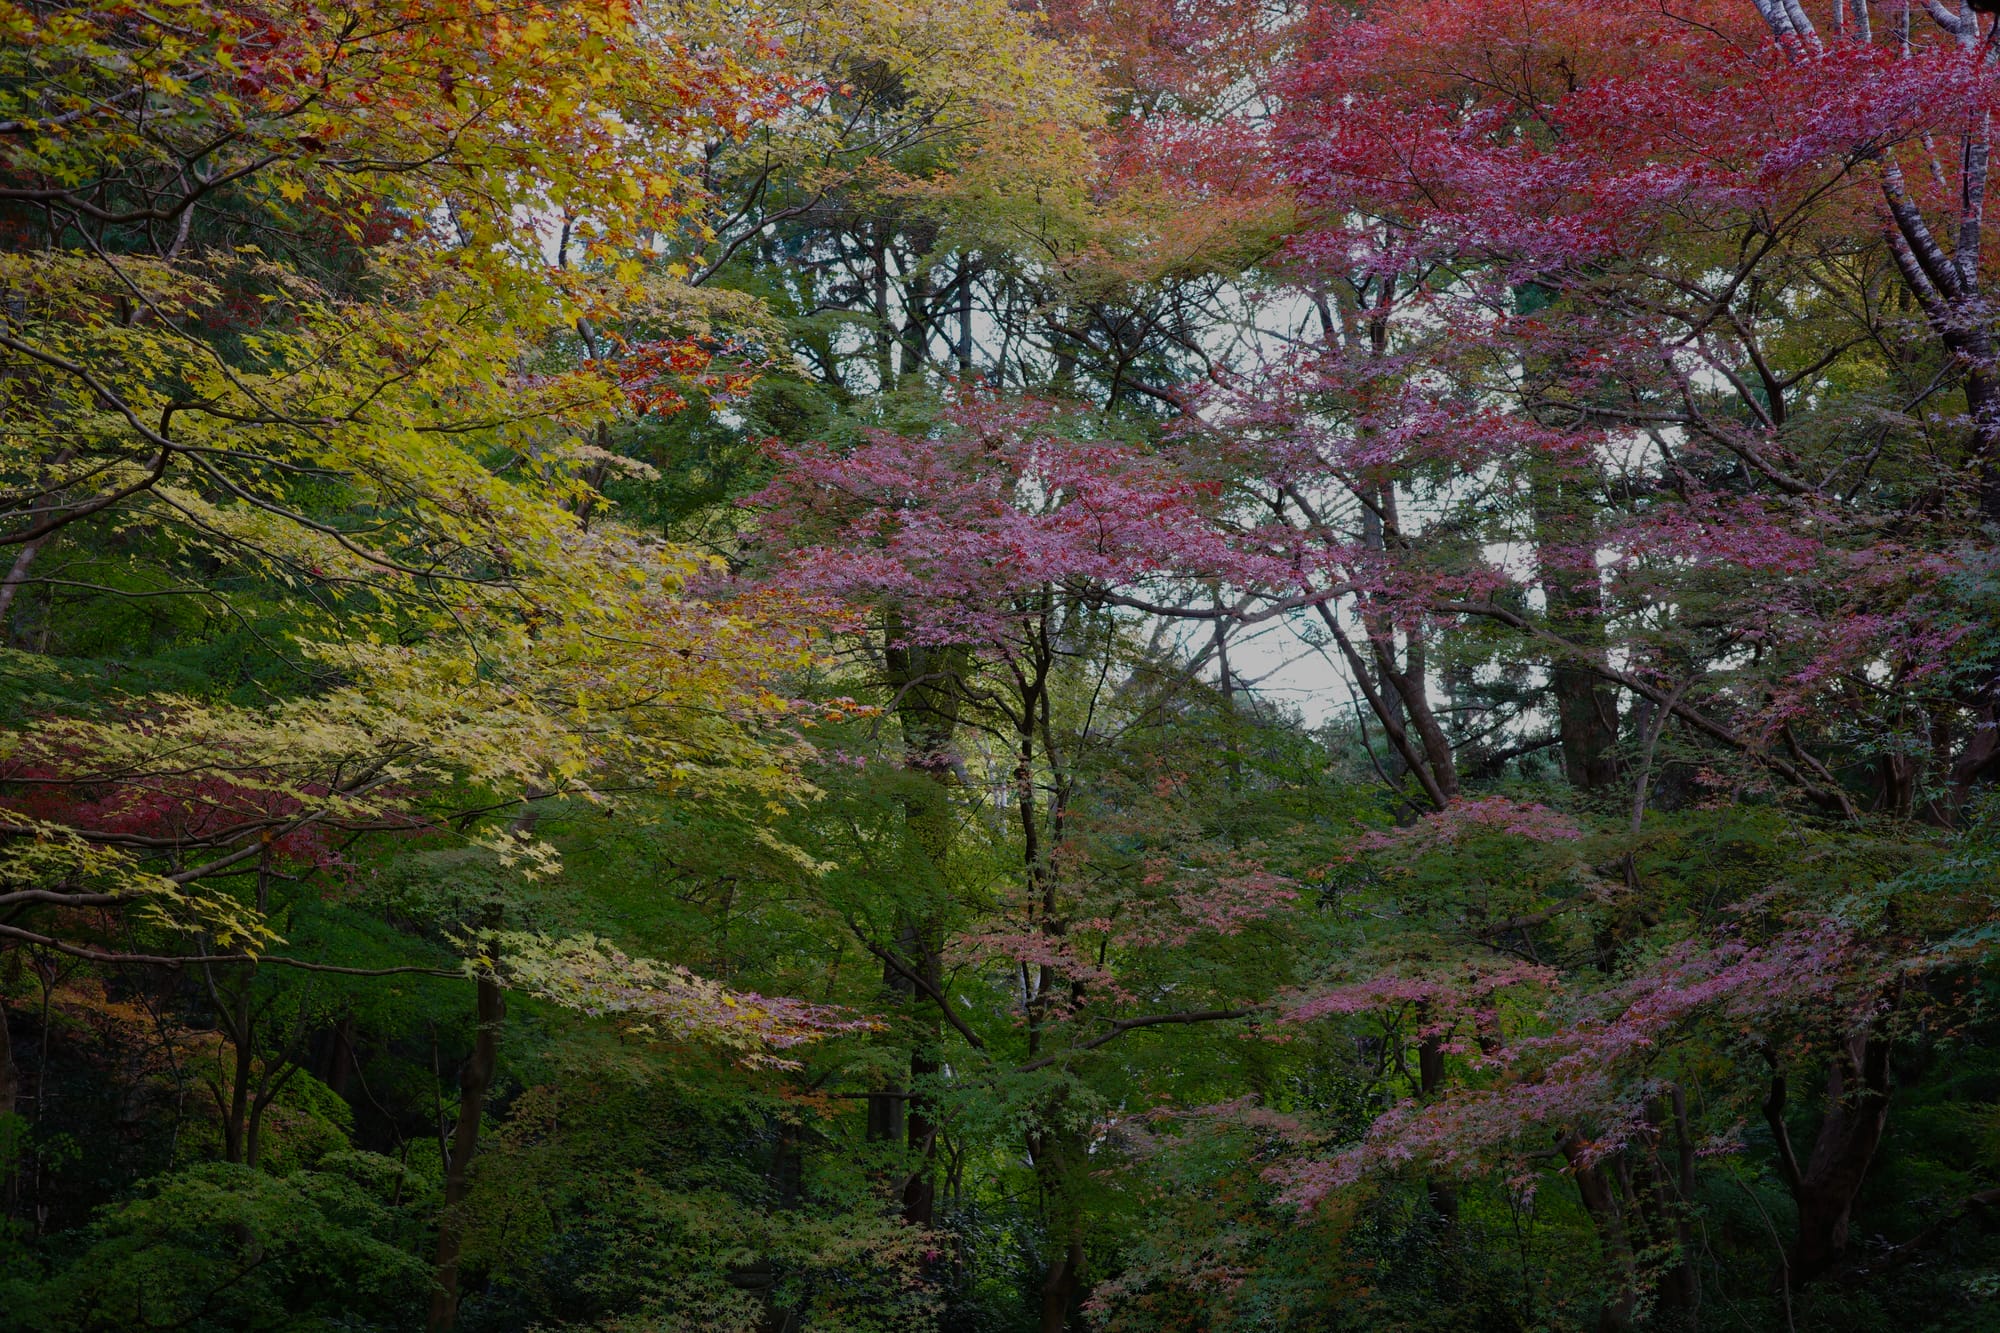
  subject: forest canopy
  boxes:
[3,0,2000,1330]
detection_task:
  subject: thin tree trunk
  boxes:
[0,969,17,1124]
[865,947,910,1149]
[872,224,894,391]
[222,985,254,1165]
[1358,502,1408,779]
[1416,1007,1457,1221]
[0,448,73,640]
[956,254,975,373]
[244,997,312,1172]
[1371,624,1460,801]
[1948,695,1999,815]
[1363,485,1460,800]
[0,532,49,637]
[902,260,932,374]
[1964,355,2000,525]
[427,963,505,1332]
[0,980,14,1219]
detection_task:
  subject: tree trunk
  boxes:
[323,1012,357,1101]
[1560,1135,1638,1332]
[883,629,964,1226]
[1515,275,1620,792]
[1948,696,1999,816]
[0,983,16,1125]
[1380,628,1461,801]
[1877,750,1920,819]
[1653,1087,1701,1321]
[427,965,505,1333]
[1359,502,1408,780]
[0,984,14,1219]
[1963,362,2000,525]
[956,254,975,373]
[222,989,254,1165]
[0,532,50,639]
[1552,661,1620,790]
[0,450,70,642]
[1038,1229,1084,1333]
[896,920,944,1227]
[903,1034,939,1226]
[1417,1016,1457,1221]
[1532,466,1620,790]
[871,223,894,391]
[865,944,910,1149]
[1357,486,1460,801]
[902,260,933,374]
[1788,1033,1892,1281]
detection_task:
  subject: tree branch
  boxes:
[1016,1006,1265,1073]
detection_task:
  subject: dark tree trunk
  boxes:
[1532,466,1620,790]
[1416,1018,1458,1221]
[902,261,933,374]
[427,967,505,1333]
[0,985,17,1125]
[1358,487,1460,802]
[1651,1087,1702,1321]
[882,629,965,1226]
[1358,501,1408,779]
[1788,1034,1893,1281]
[865,941,910,1149]
[323,1012,357,1101]
[0,982,14,1219]
[1038,1230,1084,1333]
[1877,750,1920,819]
[871,223,894,391]
[222,989,254,1165]
[1552,661,1620,790]
[903,1035,939,1226]
[1948,697,1999,815]
[1383,629,1461,800]
[899,924,944,1227]
[956,254,975,373]
[1560,1135,1638,1332]
[1964,363,2000,525]
[1028,1115,1087,1333]
[0,531,50,639]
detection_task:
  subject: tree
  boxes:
[1,2,871,1323]
[10,0,2000,1327]
[754,396,1318,1328]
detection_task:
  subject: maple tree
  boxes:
[6,0,2000,1329]
[1,0,868,1327]
[1072,0,2000,1324]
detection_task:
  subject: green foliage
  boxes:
[6,0,2000,1326]
[0,1158,432,1333]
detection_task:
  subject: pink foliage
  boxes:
[751,395,1249,649]
[1278,4,2000,278]
[1272,920,1894,1208]
[1356,798,1586,856]
[1282,957,1555,1029]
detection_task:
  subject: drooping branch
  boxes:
[855,931,988,1053]
[1437,600,1859,817]
[0,922,460,977]
[1016,1006,1266,1073]
[1763,1065,1807,1195]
